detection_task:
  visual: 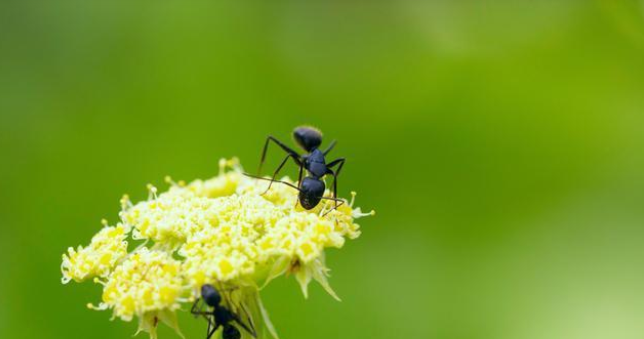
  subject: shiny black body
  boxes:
[191,284,256,339]
[249,126,346,210]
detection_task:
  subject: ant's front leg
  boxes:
[190,299,212,321]
[263,153,307,195]
[190,298,202,317]
[258,136,302,175]
[262,154,291,194]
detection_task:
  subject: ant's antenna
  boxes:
[243,173,300,191]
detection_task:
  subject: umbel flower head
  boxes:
[61,158,373,339]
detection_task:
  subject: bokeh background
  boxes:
[2,1,644,339]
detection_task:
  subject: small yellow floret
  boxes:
[61,224,128,283]
[98,248,183,321]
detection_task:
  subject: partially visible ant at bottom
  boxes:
[191,284,257,339]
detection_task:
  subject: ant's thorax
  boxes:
[213,305,236,324]
[304,149,327,178]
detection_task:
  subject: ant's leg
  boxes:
[262,154,291,194]
[327,170,338,208]
[190,299,199,314]
[233,312,257,338]
[294,162,304,207]
[216,293,255,337]
[193,311,213,320]
[326,158,345,207]
[240,304,258,338]
[243,173,300,191]
[258,136,302,175]
[206,315,212,338]
[216,288,256,338]
[333,173,339,208]
[207,322,220,339]
[320,197,345,217]
[327,157,345,175]
[323,140,337,156]
[190,299,215,323]
[296,162,304,188]
[220,288,238,312]
[190,299,205,317]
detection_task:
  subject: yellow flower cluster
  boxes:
[61,158,373,338]
[61,223,129,283]
[96,248,183,320]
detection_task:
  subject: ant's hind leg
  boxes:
[327,157,345,176]
[233,311,257,338]
[326,158,345,206]
[206,316,212,338]
[242,305,258,338]
[296,162,304,188]
[258,136,302,175]
[207,322,220,339]
[294,163,304,207]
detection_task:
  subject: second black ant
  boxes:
[191,284,256,339]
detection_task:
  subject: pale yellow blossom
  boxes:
[61,158,373,338]
[61,223,128,284]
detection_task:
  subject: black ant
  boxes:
[190,284,256,339]
[244,126,346,212]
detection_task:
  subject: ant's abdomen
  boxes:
[299,177,325,209]
[222,324,241,339]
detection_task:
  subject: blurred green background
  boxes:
[2,1,644,339]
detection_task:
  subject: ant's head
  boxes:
[293,126,322,152]
[299,177,325,210]
[200,284,221,307]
